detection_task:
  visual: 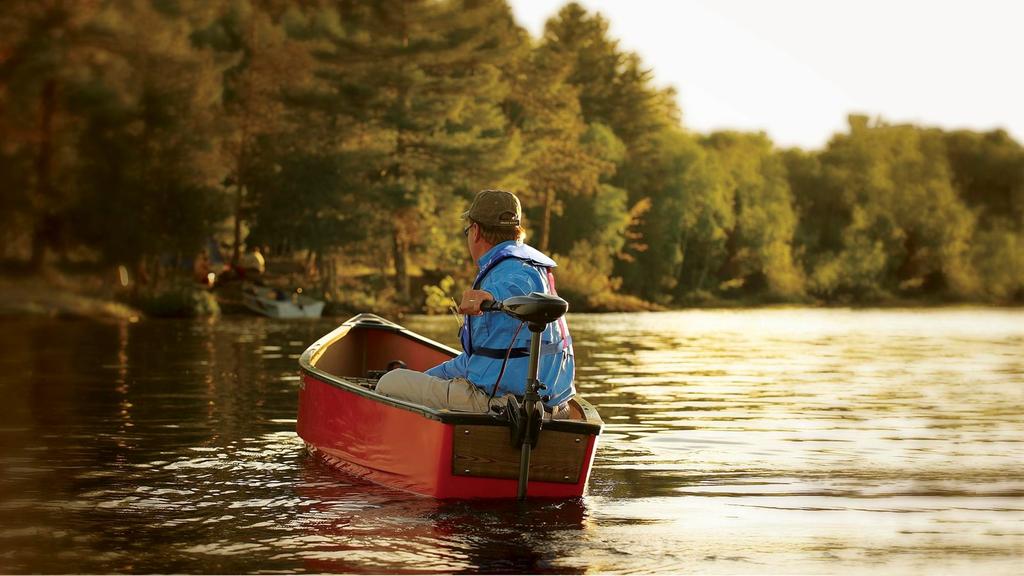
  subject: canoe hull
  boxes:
[297,314,601,499]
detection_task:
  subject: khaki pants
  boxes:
[375,369,571,418]
[375,369,498,412]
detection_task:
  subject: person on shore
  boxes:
[237,245,265,279]
[376,189,575,418]
[193,250,213,286]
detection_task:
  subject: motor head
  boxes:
[483,292,568,326]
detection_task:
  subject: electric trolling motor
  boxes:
[480,291,569,500]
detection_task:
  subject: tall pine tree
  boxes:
[299,0,523,301]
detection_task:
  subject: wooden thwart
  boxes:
[451,424,589,484]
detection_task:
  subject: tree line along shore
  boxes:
[2,1,1021,319]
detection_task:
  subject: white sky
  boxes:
[508,0,1024,149]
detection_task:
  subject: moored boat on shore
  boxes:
[243,283,324,318]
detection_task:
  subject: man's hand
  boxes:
[459,289,494,316]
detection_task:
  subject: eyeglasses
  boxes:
[463,222,474,237]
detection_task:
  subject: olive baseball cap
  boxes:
[463,189,521,227]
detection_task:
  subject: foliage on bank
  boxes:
[2,0,1021,313]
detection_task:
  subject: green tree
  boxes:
[540,3,677,151]
[295,0,523,302]
[702,131,803,299]
[617,129,728,303]
[944,129,1024,228]
[782,148,845,271]
[0,1,108,267]
[811,116,977,300]
[192,0,317,266]
[505,34,620,255]
[245,146,371,265]
[943,129,1024,301]
[69,0,229,278]
[539,2,680,301]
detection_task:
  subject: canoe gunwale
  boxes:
[298,314,603,436]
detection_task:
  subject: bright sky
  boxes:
[509,0,1024,149]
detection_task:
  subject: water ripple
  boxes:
[0,310,1021,573]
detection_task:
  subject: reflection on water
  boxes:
[0,308,1021,573]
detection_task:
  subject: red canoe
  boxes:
[297,313,603,499]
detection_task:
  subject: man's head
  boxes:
[464,189,521,228]
[463,190,524,256]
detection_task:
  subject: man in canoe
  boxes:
[377,189,575,418]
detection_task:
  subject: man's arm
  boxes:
[429,263,543,378]
[457,289,494,315]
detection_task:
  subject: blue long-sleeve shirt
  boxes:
[425,241,575,407]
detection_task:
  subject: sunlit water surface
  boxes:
[0,308,1021,573]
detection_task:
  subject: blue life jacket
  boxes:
[458,242,575,406]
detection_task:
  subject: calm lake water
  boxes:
[0,308,1021,574]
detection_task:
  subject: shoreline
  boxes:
[0,276,141,321]
[2,274,1019,321]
